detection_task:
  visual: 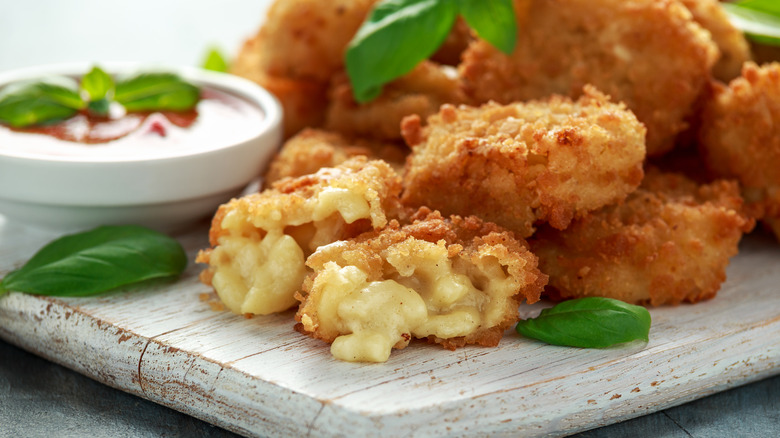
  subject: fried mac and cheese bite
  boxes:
[679,0,752,82]
[459,0,717,156]
[530,169,753,306]
[252,0,377,83]
[296,209,547,362]
[232,37,328,139]
[231,0,379,138]
[197,158,402,316]
[699,62,780,242]
[324,61,468,142]
[401,86,646,238]
[263,128,408,186]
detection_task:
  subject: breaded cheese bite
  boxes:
[679,0,752,82]
[252,0,377,83]
[324,61,468,142]
[459,0,717,156]
[699,62,780,242]
[401,86,646,238]
[197,158,402,315]
[530,169,753,306]
[263,128,408,186]
[231,0,379,138]
[232,35,329,138]
[296,209,547,362]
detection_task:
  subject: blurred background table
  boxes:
[1,1,778,437]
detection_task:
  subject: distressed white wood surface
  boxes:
[0,216,778,438]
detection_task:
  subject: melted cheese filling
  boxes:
[209,187,374,315]
[307,239,517,362]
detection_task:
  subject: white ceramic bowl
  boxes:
[0,63,282,231]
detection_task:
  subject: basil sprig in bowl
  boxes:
[0,62,282,231]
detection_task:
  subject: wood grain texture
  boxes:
[0,217,778,437]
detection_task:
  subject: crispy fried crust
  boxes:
[324,61,468,141]
[263,128,409,186]
[296,208,547,361]
[530,169,753,306]
[204,157,402,250]
[232,36,328,138]
[679,0,752,82]
[699,62,780,241]
[459,0,717,156]
[253,0,377,82]
[401,86,646,237]
[197,158,402,315]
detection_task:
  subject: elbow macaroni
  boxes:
[297,210,546,362]
[197,158,402,315]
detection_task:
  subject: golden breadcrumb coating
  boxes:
[197,158,402,316]
[530,169,753,306]
[253,0,377,82]
[699,62,780,241]
[459,0,717,156]
[324,61,468,141]
[264,128,409,186]
[231,36,328,138]
[679,0,752,82]
[401,86,646,238]
[296,208,547,362]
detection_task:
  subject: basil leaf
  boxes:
[114,73,200,112]
[346,0,459,103]
[457,0,517,54]
[0,81,84,127]
[0,225,187,297]
[516,297,651,348]
[81,65,115,101]
[203,47,230,73]
[734,0,780,16]
[724,2,780,46]
[87,98,111,117]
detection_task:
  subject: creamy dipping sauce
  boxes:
[0,87,265,161]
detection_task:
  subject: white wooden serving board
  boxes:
[1,216,778,438]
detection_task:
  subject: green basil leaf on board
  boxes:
[114,73,200,112]
[0,81,84,127]
[457,0,517,54]
[723,1,780,46]
[0,225,187,297]
[80,65,115,101]
[346,0,459,103]
[516,297,651,348]
[202,47,230,73]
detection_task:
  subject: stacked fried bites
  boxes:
[296,209,547,362]
[401,86,646,238]
[530,169,753,306]
[459,0,717,156]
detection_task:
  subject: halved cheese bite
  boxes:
[197,157,402,315]
[296,209,547,362]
